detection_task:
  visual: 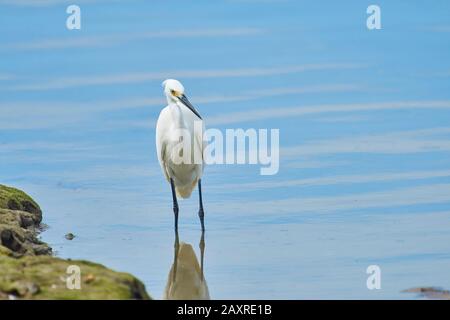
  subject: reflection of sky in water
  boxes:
[1,0,450,299]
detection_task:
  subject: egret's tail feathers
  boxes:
[176,187,192,199]
[175,179,198,199]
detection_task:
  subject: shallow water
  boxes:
[38,198,450,299]
[1,0,450,299]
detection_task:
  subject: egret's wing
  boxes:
[156,107,171,181]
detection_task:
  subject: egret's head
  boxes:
[162,79,185,103]
[161,78,202,119]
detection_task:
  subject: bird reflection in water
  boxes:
[163,231,210,300]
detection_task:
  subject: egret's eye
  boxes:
[171,90,178,96]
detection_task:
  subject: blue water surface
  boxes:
[1,0,450,299]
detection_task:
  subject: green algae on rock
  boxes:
[0,208,51,256]
[0,185,42,223]
[0,254,150,300]
[0,185,49,257]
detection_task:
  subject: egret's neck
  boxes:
[169,102,186,129]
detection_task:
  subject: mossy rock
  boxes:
[0,254,151,300]
[0,185,49,256]
[0,185,42,223]
[0,245,13,257]
[0,208,50,256]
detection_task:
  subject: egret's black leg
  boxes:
[199,230,205,281]
[170,178,179,231]
[198,179,205,231]
[172,229,180,282]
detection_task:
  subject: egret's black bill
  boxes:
[180,94,202,120]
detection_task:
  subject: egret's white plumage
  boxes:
[156,79,205,198]
[156,79,206,230]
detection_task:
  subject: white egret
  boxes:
[156,79,206,231]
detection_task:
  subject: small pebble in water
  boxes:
[65,233,75,240]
